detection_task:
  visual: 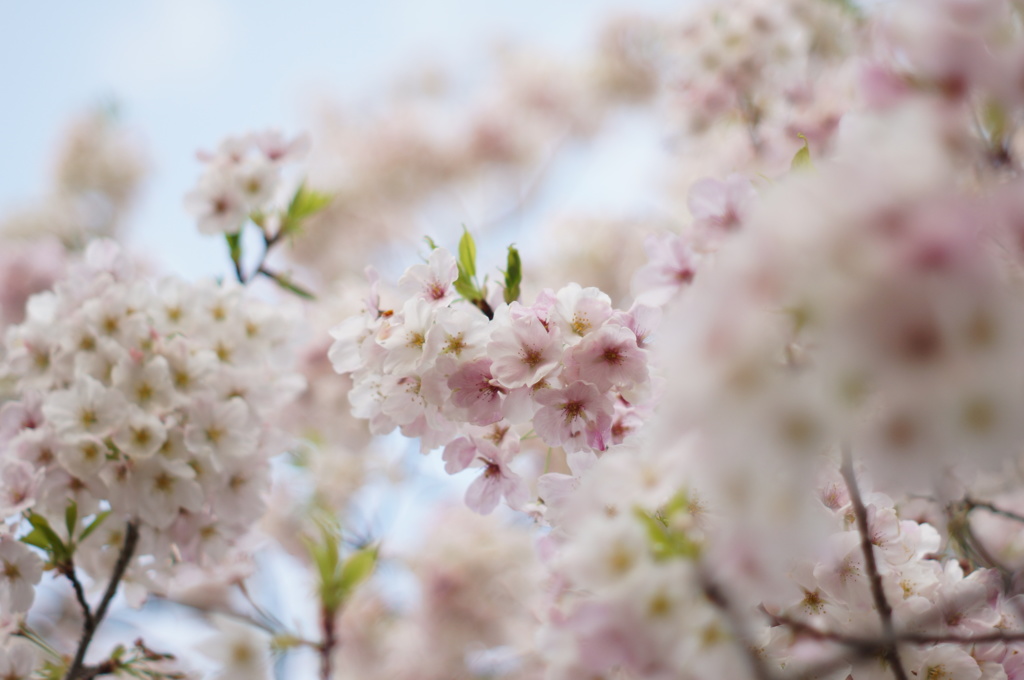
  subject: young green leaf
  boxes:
[78,510,111,543]
[339,544,378,601]
[633,508,700,561]
[20,528,53,552]
[280,183,332,238]
[26,512,69,563]
[458,228,477,279]
[453,267,480,302]
[224,232,243,266]
[287,183,333,221]
[64,501,78,541]
[790,133,814,172]
[503,245,522,304]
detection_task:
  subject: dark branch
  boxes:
[64,521,140,680]
[698,568,777,680]
[839,442,908,680]
[59,561,94,630]
[964,497,1024,525]
[319,605,337,680]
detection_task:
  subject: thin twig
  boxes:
[839,442,909,680]
[964,497,1024,525]
[698,568,776,680]
[64,521,140,680]
[478,132,572,232]
[59,562,94,630]
[248,231,283,285]
[773,611,1024,647]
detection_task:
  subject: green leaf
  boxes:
[225,231,242,266]
[458,228,477,279]
[64,502,78,540]
[26,512,68,562]
[39,660,67,680]
[423,235,439,251]
[20,529,53,552]
[662,490,690,520]
[453,267,480,302]
[790,133,814,172]
[79,510,111,543]
[503,245,522,304]
[633,508,700,561]
[288,183,333,220]
[281,182,332,237]
[339,544,378,601]
[302,519,344,613]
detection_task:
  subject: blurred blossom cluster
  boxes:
[0,110,146,335]
[2,110,146,248]
[10,0,1024,679]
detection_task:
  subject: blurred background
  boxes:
[0,0,686,281]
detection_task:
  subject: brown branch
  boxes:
[64,521,140,680]
[964,497,1024,525]
[319,605,337,680]
[773,612,1024,680]
[58,561,94,630]
[773,611,1024,648]
[839,442,908,680]
[698,568,777,680]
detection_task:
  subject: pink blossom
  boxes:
[552,284,613,342]
[612,303,660,350]
[687,173,756,239]
[253,129,310,164]
[183,173,248,235]
[534,381,614,453]
[463,439,528,514]
[631,232,701,307]
[564,324,648,392]
[398,248,459,306]
[447,358,507,425]
[487,309,561,389]
[442,436,477,474]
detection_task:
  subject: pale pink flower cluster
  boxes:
[185,130,310,235]
[763,477,1024,680]
[534,434,1024,679]
[632,173,756,307]
[0,241,303,598]
[329,248,655,513]
[655,0,858,184]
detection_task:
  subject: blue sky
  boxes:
[0,0,686,279]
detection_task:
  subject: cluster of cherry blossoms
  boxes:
[329,243,656,514]
[0,241,303,629]
[185,130,310,237]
